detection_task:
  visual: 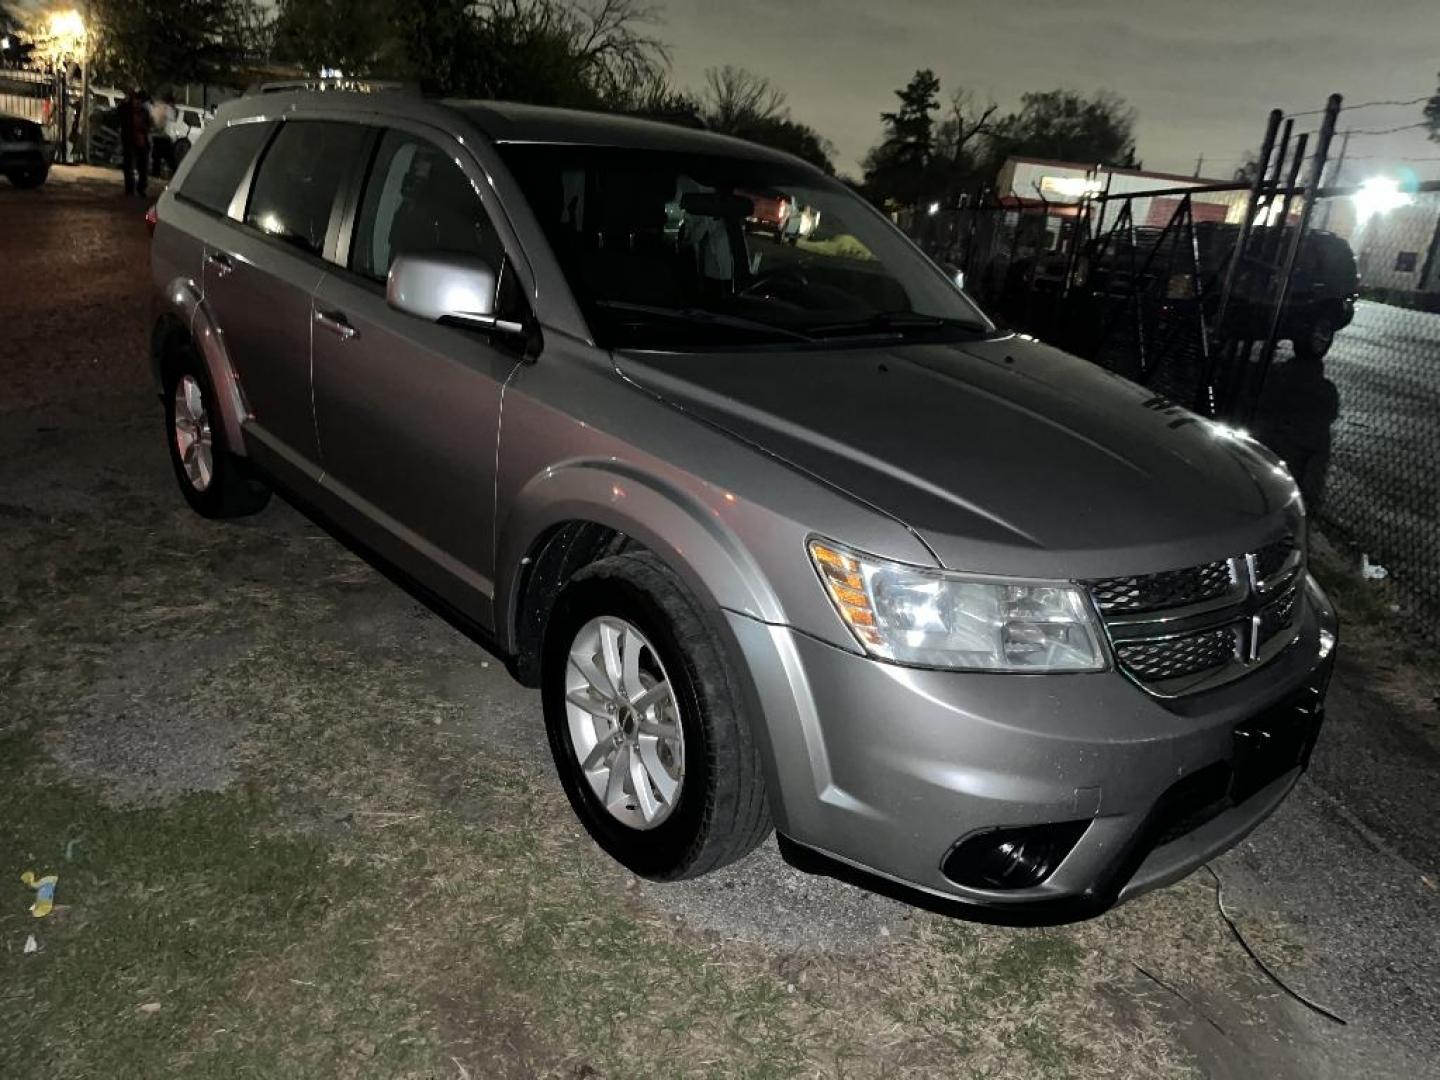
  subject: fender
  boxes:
[155,274,251,456]
[493,458,789,655]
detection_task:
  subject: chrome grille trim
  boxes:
[1088,559,1239,616]
[1088,535,1305,697]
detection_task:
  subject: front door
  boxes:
[311,127,523,624]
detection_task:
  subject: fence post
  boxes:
[1246,94,1343,423]
[1204,110,1282,413]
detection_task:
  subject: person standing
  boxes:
[116,89,150,196]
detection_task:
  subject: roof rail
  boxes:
[248,77,418,96]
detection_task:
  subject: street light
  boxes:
[46,8,87,46]
[1352,176,1412,226]
[37,10,89,165]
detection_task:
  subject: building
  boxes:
[994,156,1249,232]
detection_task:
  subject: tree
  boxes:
[987,88,1138,171]
[695,65,834,172]
[862,68,943,208]
[88,0,255,87]
[389,0,669,107]
[272,0,395,75]
[701,65,785,131]
[932,89,996,196]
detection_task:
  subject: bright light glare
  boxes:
[927,201,941,216]
[1353,176,1412,225]
[1040,175,1103,199]
[47,9,86,42]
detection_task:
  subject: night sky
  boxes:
[662,0,1440,183]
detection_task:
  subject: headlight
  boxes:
[809,539,1107,672]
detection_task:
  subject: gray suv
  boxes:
[149,92,1337,921]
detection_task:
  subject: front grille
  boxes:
[1114,627,1238,682]
[1258,581,1301,644]
[1087,559,1234,615]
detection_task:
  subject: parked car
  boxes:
[0,112,51,187]
[149,94,1337,921]
[163,102,212,165]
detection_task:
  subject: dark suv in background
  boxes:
[0,113,50,188]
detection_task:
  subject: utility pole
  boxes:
[1193,154,1205,178]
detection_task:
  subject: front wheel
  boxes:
[542,552,771,880]
[6,165,47,188]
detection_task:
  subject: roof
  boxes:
[214,90,815,171]
[1004,154,1229,187]
[448,100,807,165]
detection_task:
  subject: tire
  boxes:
[542,552,771,880]
[1293,311,1337,362]
[161,343,271,518]
[7,165,47,188]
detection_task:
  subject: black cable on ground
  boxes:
[1203,864,1347,1026]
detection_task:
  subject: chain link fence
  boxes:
[1296,187,1440,636]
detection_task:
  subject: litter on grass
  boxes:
[1360,554,1389,581]
[20,871,58,918]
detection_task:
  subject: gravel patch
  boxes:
[55,632,254,803]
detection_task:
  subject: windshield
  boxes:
[497,144,992,350]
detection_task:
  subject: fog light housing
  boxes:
[942,821,1090,890]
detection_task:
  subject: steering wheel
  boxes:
[741,266,810,298]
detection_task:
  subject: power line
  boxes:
[1337,121,1430,137]
[1286,94,1433,118]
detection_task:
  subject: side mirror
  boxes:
[387,253,525,336]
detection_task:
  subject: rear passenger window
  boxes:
[350,130,504,282]
[177,121,274,215]
[245,121,369,257]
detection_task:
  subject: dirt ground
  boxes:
[2,167,1437,1079]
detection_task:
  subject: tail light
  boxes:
[144,204,158,236]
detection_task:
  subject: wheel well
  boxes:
[511,521,638,686]
[151,313,191,386]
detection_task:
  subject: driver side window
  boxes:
[351,130,506,287]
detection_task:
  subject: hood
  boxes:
[616,334,1301,579]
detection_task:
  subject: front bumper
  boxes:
[729,575,1336,922]
[0,141,51,171]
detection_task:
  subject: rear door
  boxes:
[200,119,369,481]
[311,125,527,624]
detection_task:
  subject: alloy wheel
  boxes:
[173,374,214,492]
[564,616,685,830]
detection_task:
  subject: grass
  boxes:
[0,435,1300,1079]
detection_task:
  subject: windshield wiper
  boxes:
[805,312,986,338]
[594,300,816,343]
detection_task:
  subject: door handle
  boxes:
[314,308,358,342]
[205,251,233,277]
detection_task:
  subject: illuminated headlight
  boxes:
[809,539,1108,672]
